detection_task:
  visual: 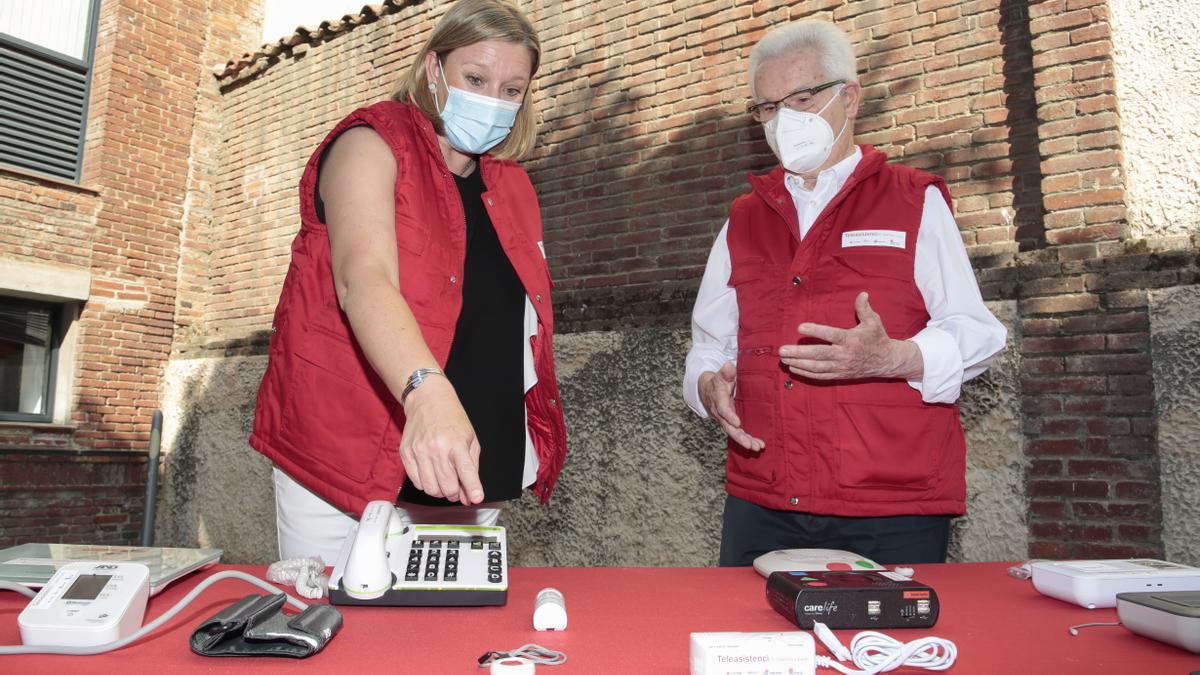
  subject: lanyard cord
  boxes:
[478,643,567,667]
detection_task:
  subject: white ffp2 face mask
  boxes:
[436,60,522,155]
[763,85,847,174]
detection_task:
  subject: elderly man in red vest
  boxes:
[684,19,1007,566]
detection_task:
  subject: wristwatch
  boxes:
[401,367,445,405]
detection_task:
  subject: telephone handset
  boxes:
[339,501,402,600]
[328,500,508,607]
[753,549,886,578]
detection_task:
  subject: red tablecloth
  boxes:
[2,562,1198,673]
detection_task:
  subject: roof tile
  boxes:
[213,0,421,81]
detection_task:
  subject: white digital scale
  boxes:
[328,501,508,606]
[17,561,150,647]
[1117,590,1200,653]
[1031,559,1200,609]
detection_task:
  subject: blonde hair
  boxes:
[396,0,540,161]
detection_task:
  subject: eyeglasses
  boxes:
[747,79,846,122]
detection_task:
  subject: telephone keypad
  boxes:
[405,549,422,581]
[487,549,504,583]
[396,537,504,584]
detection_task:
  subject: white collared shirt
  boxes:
[683,148,1007,415]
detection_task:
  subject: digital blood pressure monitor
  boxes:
[18,561,150,647]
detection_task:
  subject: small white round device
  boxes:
[490,656,536,674]
[533,587,567,631]
[18,561,150,647]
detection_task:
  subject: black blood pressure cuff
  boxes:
[190,593,343,658]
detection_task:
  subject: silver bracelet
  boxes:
[400,367,445,405]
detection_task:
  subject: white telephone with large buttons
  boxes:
[327,500,508,607]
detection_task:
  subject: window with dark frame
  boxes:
[0,298,61,423]
[0,0,103,182]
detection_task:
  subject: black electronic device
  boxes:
[766,570,939,629]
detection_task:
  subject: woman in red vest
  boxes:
[250,0,567,561]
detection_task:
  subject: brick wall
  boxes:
[1014,251,1196,559]
[72,0,253,451]
[1013,0,1169,559]
[0,171,99,267]
[0,0,261,547]
[0,451,147,548]
[174,1,266,349]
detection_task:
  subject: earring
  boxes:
[428,82,436,92]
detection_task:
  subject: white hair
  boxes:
[748,20,858,95]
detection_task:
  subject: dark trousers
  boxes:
[719,494,953,567]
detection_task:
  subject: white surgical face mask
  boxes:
[763,85,847,174]
[436,59,522,155]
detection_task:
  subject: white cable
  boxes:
[0,581,38,599]
[1068,621,1121,635]
[814,630,957,674]
[0,570,307,655]
[813,622,852,661]
[478,643,566,667]
[266,556,328,600]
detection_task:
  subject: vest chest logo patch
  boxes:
[841,229,906,249]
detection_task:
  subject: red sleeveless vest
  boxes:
[725,145,966,517]
[250,101,567,516]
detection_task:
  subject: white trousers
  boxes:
[272,467,503,563]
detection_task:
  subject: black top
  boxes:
[399,166,527,506]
